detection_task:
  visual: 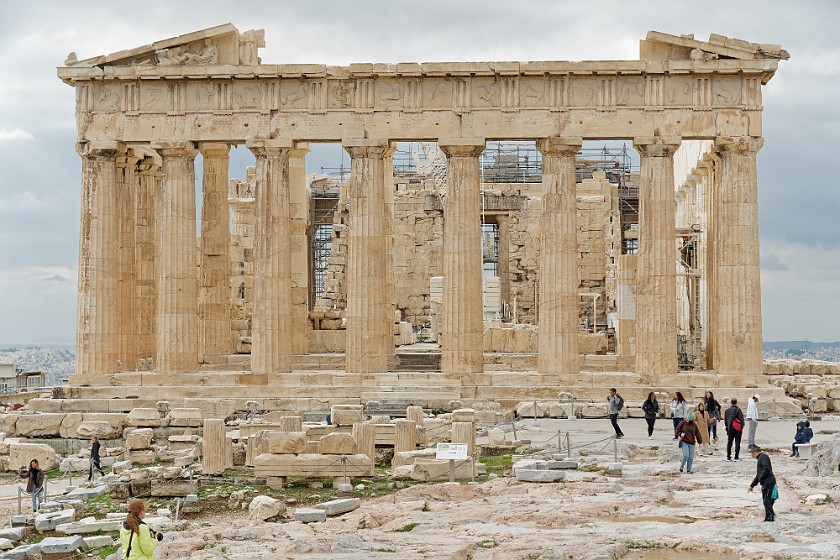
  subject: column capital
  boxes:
[634,136,681,157]
[342,139,395,159]
[246,138,300,157]
[76,141,124,158]
[198,142,231,158]
[439,139,485,158]
[714,136,764,155]
[150,141,198,159]
[536,137,582,157]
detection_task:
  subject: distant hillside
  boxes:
[763,340,840,362]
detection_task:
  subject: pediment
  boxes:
[641,31,789,62]
[63,23,264,68]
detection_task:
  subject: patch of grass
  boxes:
[650,445,660,450]
[479,451,513,476]
[422,501,430,512]
[98,545,120,558]
[478,539,497,548]
[627,542,661,550]
[394,522,419,532]
[375,548,396,553]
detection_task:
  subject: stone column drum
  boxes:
[248,140,295,377]
[634,137,681,381]
[153,142,200,374]
[198,143,233,359]
[537,137,582,379]
[135,159,160,366]
[116,153,139,370]
[202,418,226,476]
[74,141,123,378]
[394,419,416,453]
[344,141,393,375]
[712,136,764,380]
[440,142,485,379]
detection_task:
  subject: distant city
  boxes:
[0,340,838,384]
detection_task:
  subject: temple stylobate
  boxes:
[58,25,787,405]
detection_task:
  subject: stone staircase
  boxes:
[393,351,441,372]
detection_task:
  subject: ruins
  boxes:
[56,24,790,411]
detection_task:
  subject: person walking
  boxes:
[748,447,777,522]
[746,394,760,450]
[670,392,688,440]
[677,412,703,473]
[724,398,745,462]
[88,436,105,482]
[694,402,713,456]
[120,499,162,560]
[705,391,721,442]
[18,459,45,512]
[642,392,659,439]
[607,388,625,439]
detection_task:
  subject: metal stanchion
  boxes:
[565,433,571,459]
[613,435,618,463]
[532,402,539,425]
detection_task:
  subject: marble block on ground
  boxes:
[314,498,360,516]
[294,508,327,523]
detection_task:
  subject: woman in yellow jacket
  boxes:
[119,499,160,560]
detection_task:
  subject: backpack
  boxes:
[616,395,624,410]
[732,416,743,432]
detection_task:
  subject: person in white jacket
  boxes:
[746,394,760,449]
[670,392,688,441]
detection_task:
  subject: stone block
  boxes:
[111,460,132,474]
[314,498,360,516]
[0,543,40,559]
[578,403,609,418]
[39,535,85,554]
[0,528,26,542]
[548,403,573,419]
[294,508,326,523]
[248,495,286,521]
[126,408,165,427]
[15,414,65,437]
[0,539,11,551]
[516,469,566,482]
[58,413,83,438]
[56,518,121,535]
[167,408,202,427]
[396,458,486,481]
[0,415,17,437]
[487,428,506,446]
[150,479,197,497]
[35,510,75,533]
[318,433,357,455]
[451,409,476,423]
[267,432,307,454]
[82,536,113,550]
[124,449,157,465]
[130,480,151,497]
[253,453,372,478]
[515,401,547,418]
[108,483,131,500]
[57,486,108,502]
[330,405,363,426]
[125,428,154,450]
[391,448,437,469]
[75,421,119,440]
[8,442,57,471]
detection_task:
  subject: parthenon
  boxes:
[57,24,789,406]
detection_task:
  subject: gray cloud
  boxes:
[0,0,838,342]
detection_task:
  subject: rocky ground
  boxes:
[151,421,840,560]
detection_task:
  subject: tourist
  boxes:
[791,421,808,457]
[18,459,45,512]
[694,402,713,456]
[88,436,105,482]
[677,412,702,473]
[748,447,777,522]
[746,394,760,449]
[724,398,745,462]
[705,391,721,442]
[642,392,659,439]
[803,420,814,443]
[120,499,162,560]
[607,388,625,439]
[670,392,688,440]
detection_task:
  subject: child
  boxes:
[803,420,814,443]
[791,421,808,457]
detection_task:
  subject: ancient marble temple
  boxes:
[58,25,787,402]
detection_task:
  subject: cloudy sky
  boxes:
[0,0,837,344]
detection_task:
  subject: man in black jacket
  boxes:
[88,436,105,482]
[724,398,745,462]
[748,446,777,521]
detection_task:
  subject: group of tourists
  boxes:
[605,390,814,522]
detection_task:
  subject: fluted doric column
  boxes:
[247,140,294,376]
[537,137,582,377]
[712,136,764,378]
[343,141,393,374]
[635,136,681,381]
[153,142,199,374]
[116,153,139,370]
[288,144,312,356]
[439,141,485,379]
[134,158,159,365]
[198,142,232,359]
[74,141,123,379]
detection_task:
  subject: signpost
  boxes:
[436,442,468,482]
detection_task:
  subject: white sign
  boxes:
[435,442,468,460]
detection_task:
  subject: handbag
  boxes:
[771,484,778,500]
[677,436,684,448]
